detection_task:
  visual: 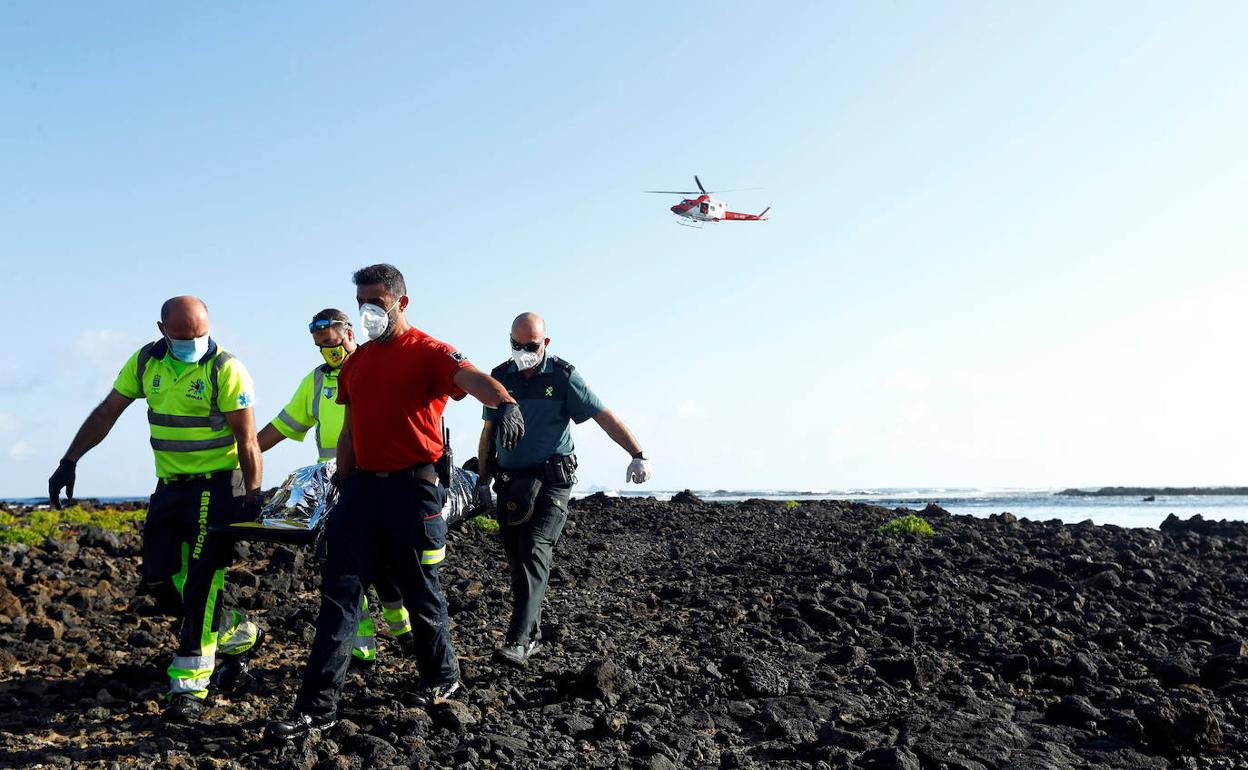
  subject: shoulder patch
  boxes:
[448,350,467,364]
[237,392,253,408]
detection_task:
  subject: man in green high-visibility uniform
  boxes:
[48,296,265,724]
[257,308,414,664]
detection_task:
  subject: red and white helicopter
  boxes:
[645,176,770,227]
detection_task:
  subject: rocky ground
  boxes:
[1,495,1246,770]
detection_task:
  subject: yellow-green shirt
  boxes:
[112,339,255,478]
[269,365,343,462]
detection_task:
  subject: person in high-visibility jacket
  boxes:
[257,308,414,663]
[48,296,265,724]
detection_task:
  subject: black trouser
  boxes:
[143,472,252,697]
[497,477,572,646]
[294,471,456,716]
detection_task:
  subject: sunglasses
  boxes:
[510,338,542,353]
[309,319,349,332]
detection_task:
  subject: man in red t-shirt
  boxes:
[268,264,525,740]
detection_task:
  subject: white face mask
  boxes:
[168,334,210,363]
[512,347,543,370]
[359,300,398,341]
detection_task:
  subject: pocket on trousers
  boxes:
[532,496,568,543]
[422,512,448,548]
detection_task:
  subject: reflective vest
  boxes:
[112,339,254,478]
[270,365,344,462]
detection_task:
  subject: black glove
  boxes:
[48,458,76,510]
[475,482,493,510]
[238,493,264,520]
[494,402,526,451]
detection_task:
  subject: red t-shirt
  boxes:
[337,326,472,471]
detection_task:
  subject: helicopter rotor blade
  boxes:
[643,191,703,195]
[695,175,706,194]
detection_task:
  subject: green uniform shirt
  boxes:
[269,365,343,462]
[112,339,255,479]
[483,355,603,469]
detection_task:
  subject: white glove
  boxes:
[626,457,652,484]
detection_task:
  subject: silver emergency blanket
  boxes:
[227,460,339,540]
[227,460,489,542]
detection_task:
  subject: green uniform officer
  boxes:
[48,296,265,724]
[257,308,414,663]
[478,312,652,667]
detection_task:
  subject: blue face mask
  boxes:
[168,335,210,363]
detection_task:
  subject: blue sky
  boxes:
[3,2,1246,497]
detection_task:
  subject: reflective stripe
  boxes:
[217,610,259,655]
[170,654,215,671]
[318,448,337,460]
[312,369,327,457]
[380,603,411,635]
[167,677,211,697]
[277,409,313,433]
[420,547,446,565]
[385,618,411,635]
[151,435,236,452]
[354,636,377,649]
[311,370,325,422]
[149,409,227,430]
[168,653,214,697]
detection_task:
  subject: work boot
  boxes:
[211,627,265,693]
[394,631,418,658]
[495,639,541,668]
[162,693,207,724]
[408,679,460,707]
[264,711,337,742]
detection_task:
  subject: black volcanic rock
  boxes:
[0,499,1245,768]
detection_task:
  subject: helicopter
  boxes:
[645,176,770,227]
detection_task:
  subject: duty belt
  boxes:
[357,464,438,485]
[498,454,576,485]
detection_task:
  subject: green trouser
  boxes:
[497,479,572,646]
[142,474,260,699]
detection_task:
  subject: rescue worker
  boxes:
[266,264,525,740]
[477,312,651,666]
[47,296,264,723]
[257,308,415,664]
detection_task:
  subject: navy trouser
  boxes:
[498,479,572,646]
[294,471,457,716]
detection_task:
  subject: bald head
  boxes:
[510,312,549,373]
[159,296,210,340]
[511,312,546,340]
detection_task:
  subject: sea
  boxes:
[7,488,1248,530]
[580,488,1248,530]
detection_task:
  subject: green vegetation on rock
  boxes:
[783,500,801,510]
[878,514,935,537]
[0,506,147,545]
[468,514,499,534]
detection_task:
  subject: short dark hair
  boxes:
[311,308,350,326]
[352,263,406,296]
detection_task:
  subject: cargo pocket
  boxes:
[532,493,568,544]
